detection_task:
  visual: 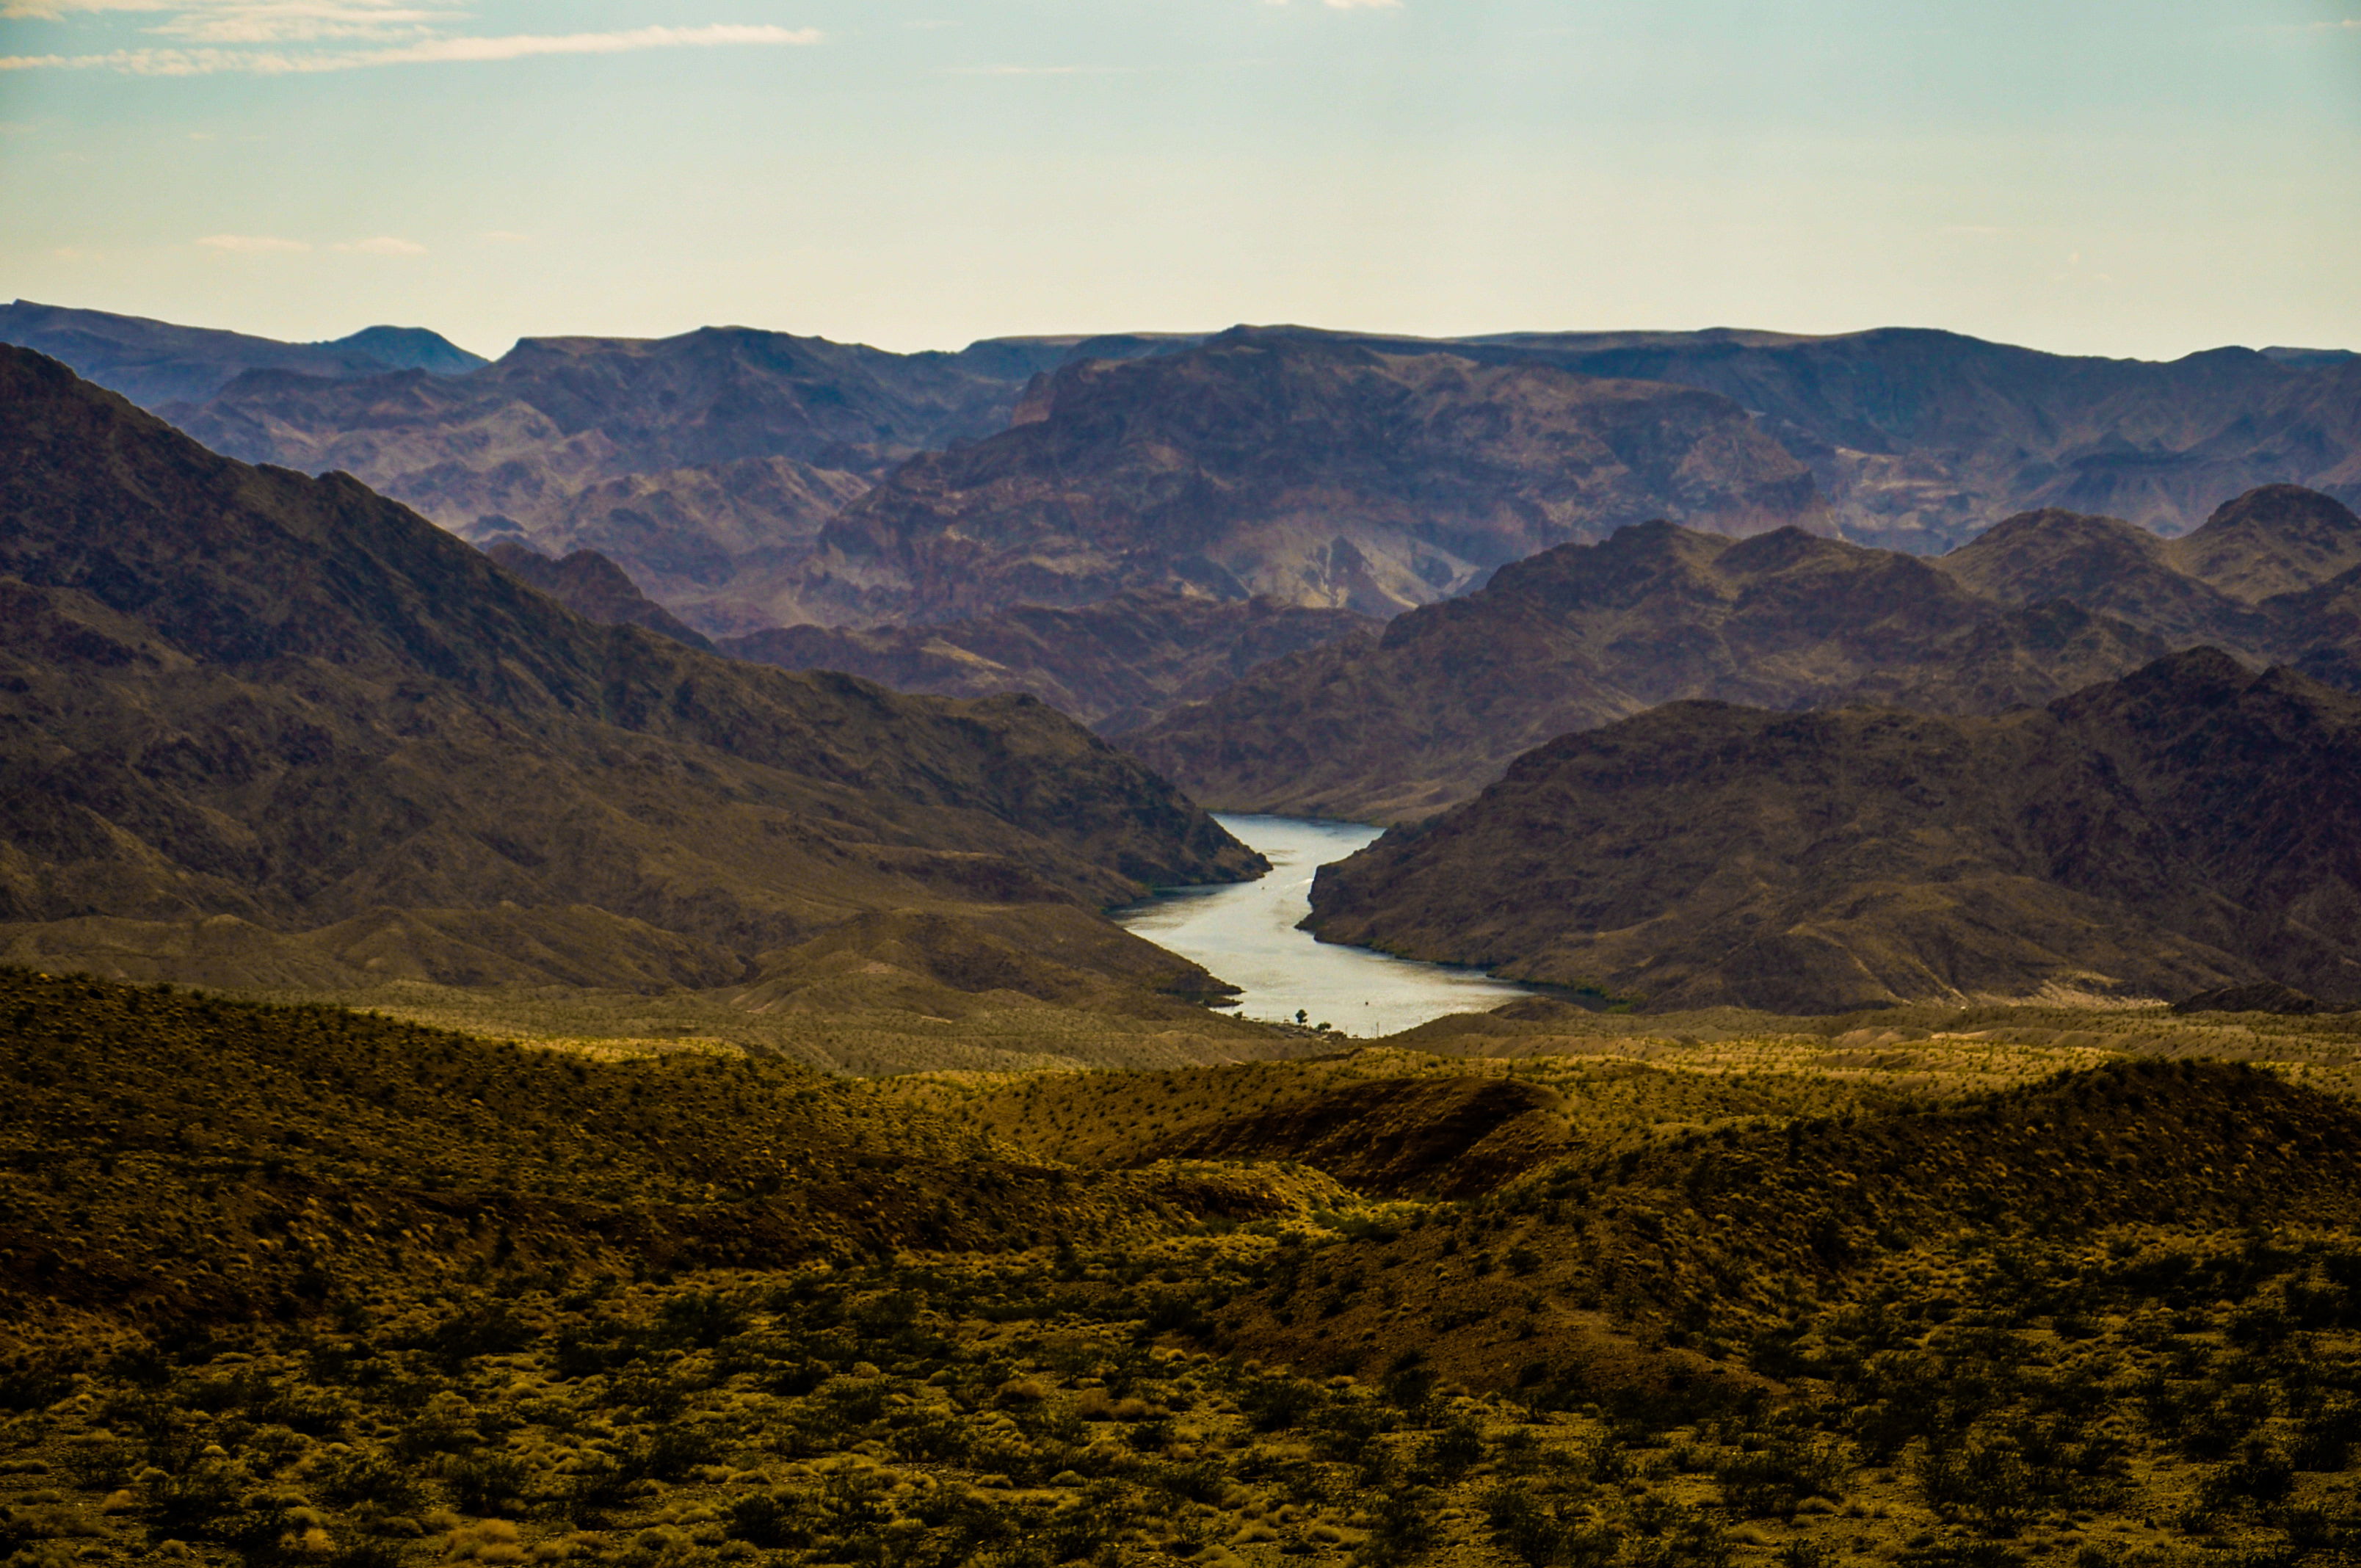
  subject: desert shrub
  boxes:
[559,1456,633,1523]
[617,1424,719,1482]
[2198,1440,2295,1514]
[1358,1486,1443,1567]
[1718,1429,1851,1519]
[1481,1485,1618,1568]
[316,1452,424,1515]
[1915,1431,2045,1533]
[57,1435,139,1491]
[140,1458,248,1539]
[725,1489,820,1549]
[416,1304,534,1371]
[0,1362,71,1413]
[1238,1375,1318,1432]
[654,1290,751,1351]
[444,1450,530,1514]
[1413,1419,1486,1483]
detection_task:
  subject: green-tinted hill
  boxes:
[721,589,1377,733]
[1215,1056,2361,1389]
[0,347,1258,994]
[1305,649,2361,1011]
[1125,520,2165,822]
[0,968,1305,1335]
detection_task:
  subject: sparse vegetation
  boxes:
[8,968,2361,1568]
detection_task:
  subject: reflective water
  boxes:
[1113,813,1537,1037]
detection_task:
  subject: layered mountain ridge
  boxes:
[1128,484,2361,821]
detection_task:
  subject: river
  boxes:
[1112,813,1536,1037]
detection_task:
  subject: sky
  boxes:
[1,0,2357,361]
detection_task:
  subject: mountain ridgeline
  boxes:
[0,346,1257,997]
[18,303,2357,647]
[1129,484,2361,821]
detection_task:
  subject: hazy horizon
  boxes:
[4,0,2357,362]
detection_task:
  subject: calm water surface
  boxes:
[1114,813,1536,1037]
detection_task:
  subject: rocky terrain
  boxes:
[1304,648,2361,1012]
[798,328,1824,623]
[721,591,1377,733]
[0,346,1259,1003]
[481,542,713,649]
[0,300,485,407]
[1379,325,2361,551]
[1129,485,2361,821]
[1125,519,2166,821]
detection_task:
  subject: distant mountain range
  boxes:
[0,346,1255,1001]
[794,328,1823,621]
[11,302,2354,644]
[1305,648,2361,1012]
[1128,484,2361,821]
[0,299,486,406]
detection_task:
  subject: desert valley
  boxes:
[4,290,2361,1568]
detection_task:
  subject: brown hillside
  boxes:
[721,589,1377,733]
[0,347,1258,993]
[1126,519,2166,822]
[481,542,712,648]
[1305,649,2361,1011]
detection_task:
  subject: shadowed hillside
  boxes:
[721,591,1377,733]
[481,542,713,649]
[1127,519,2168,822]
[0,346,1258,996]
[1305,650,2361,1010]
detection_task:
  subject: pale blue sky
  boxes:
[3,0,2356,359]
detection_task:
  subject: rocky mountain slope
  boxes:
[481,542,713,649]
[797,327,1824,623]
[1940,483,2361,656]
[721,589,1377,732]
[1125,518,2169,821]
[0,298,485,407]
[150,327,1195,635]
[1394,325,2361,551]
[1304,649,2361,1012]
[0,346,1258,995]
[1128,485,2361,821]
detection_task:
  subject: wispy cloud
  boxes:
[941,62,1134,76]
[336,234,423,253]
[197,232,308,251]
[0,10,822,73]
